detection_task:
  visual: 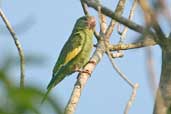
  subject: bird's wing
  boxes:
[53,31,85,76]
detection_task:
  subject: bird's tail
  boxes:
[41,85,53,104]
[41,71,66,104]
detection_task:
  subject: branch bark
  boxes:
[64,40,105,114]
[109,37,157,51]
[153,39,171,114]
[0,8,25,88]
[83,0,158,43]
[138,0,166,44]
[65,1,164,114]
[83,0,144,33]
[105,0,126,39]
[64,1,128,113]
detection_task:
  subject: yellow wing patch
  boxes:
[64,46,82,65]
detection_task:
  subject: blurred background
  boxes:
[0,0,166,114]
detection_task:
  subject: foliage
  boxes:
[0,55,63,114]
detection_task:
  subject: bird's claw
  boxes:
[75,69,92,75]
[88,60,96,65]
[81,69,92,75]
[76,69,92,80]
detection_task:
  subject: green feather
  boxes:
[41,16,95,103]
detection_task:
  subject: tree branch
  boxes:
[0,8,25,88]
[65,1,158,114]
[119,0,137,41]
[138,0,166,44]
[105,0,126,39]
[109,37,157,51]
[153,40,171,114]
[64,40,106,114]
[83,0,144,33]
[145,48,157,97]
[64,1,106,114]
[106,39,139,114]
[80,0,89,15]
[80,0,100,40]
[124,83,139,114]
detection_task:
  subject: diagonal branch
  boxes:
[64,1,105,114]
[65,1,158,114]
[98,1,139,112]
[119,0,137,41]
[109,37,157,51]
[105,0,126,39]
[64,40,106,114]
[98,6,107,34]
[80,0,89,15]
[106,49,134,87]
[124,83,139,114]
[106,41,139,114]
[83,0,144,33]
[138,0,166,44]
[80,0,100,40]
[145,48,157,97]
[0,8,25,88]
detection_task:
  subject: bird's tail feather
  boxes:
[41,85,53,104]
[41,71,66,104]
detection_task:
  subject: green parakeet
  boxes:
[42,16,96,103]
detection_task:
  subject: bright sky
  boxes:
[0,0,163,114]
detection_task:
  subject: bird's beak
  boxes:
[87,16,96,30]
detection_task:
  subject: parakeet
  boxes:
[42,16,96,103]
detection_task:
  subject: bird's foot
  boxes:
[81,69,92,75]
[75,69,92,76]
[76,69,92,80]
[88,60,96,65]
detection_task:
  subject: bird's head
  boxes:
[75,16,96,30]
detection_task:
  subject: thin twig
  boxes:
[155,0,171,23]
[117,23,122,35]
[83,0,144,33]
[64,1,106,114]
[145,48,157,97]
[97,6,107,34]
[117,0,137,58]
[106,49,134,87]
[110,52,124,58]
[94,31,100,40]
[124,83,139,114]
[84,0,163,45]
[138,0,166,44]
[96,1,139,113]
[0,8,25,88]
[80,0,100,40]
[80,0,89,15]
[97,0,134,89]
[105,0,126,39]
[106,44,139,114]
[120,0,137,41]
[64,40,106,114]
[109,37,157,51]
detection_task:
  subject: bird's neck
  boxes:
[76,28,93,33]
